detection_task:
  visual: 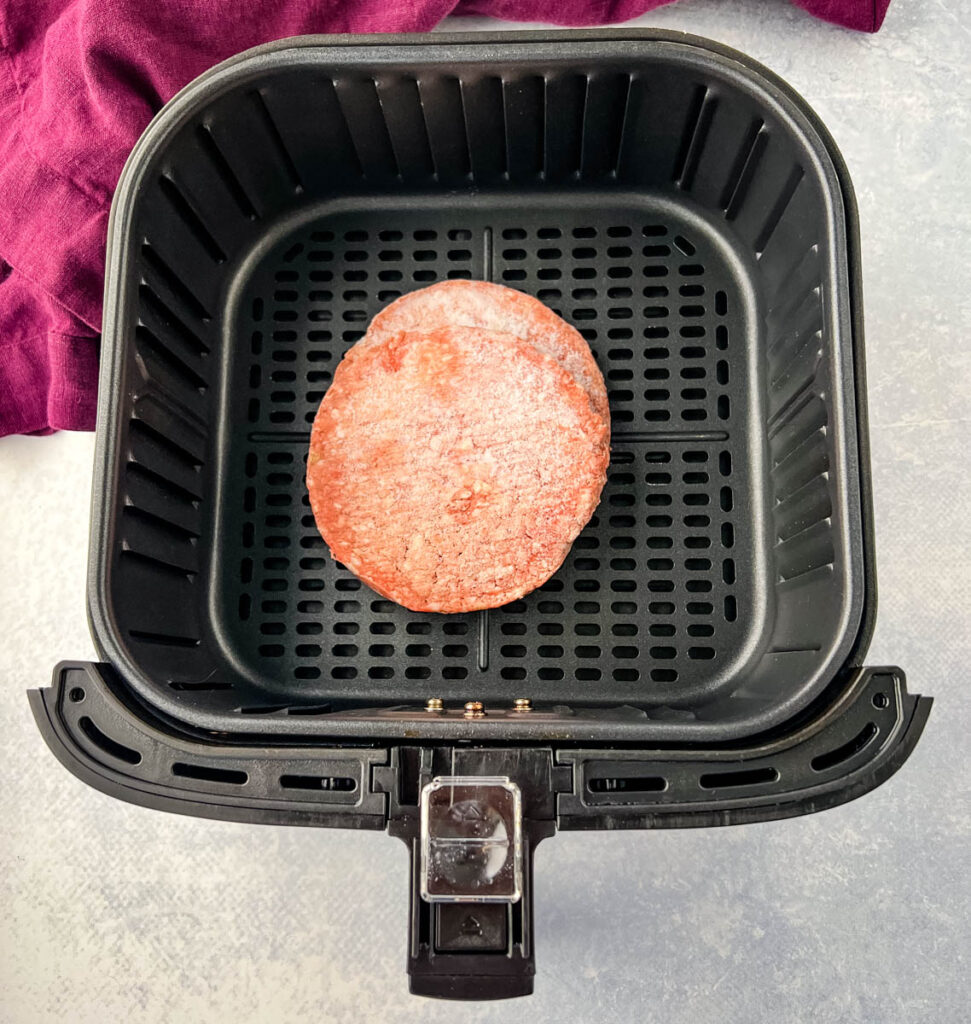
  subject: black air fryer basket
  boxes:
[31,31,931,1000]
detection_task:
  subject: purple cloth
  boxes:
[0,0,890,436]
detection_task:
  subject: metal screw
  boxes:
[463,701,486,719]
[425,697,444,713]
[512,698,532,713]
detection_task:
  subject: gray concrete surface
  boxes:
[1,0,969,1020]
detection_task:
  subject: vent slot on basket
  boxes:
[588,775,667,794]
[810,723,878,772]
[699,766,779,789]
[279,773,357,792]
[172,762,248,785]
[78,717,142,766]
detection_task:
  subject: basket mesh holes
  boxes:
[228,213,746,703]
[464,219,732,687]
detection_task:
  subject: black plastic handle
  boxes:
[394,820,553,1000]
[31,662,931,835]
[30,662,930,1000]
[381,746,560,1000]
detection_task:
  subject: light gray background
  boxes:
[2,0,968,1021]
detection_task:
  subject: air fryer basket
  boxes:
[87,32,869,741]
[31,31,930,999]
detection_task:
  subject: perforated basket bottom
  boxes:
[214,194,769,711]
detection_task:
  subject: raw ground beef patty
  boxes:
[359,279,610,423]
[307,326,609,613]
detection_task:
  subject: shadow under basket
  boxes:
[32,31,930,1000]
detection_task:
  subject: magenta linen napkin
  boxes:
[0,0,889,436]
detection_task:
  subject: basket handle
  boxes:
[398,817,553,1000]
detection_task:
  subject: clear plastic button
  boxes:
[419,776,523,903]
